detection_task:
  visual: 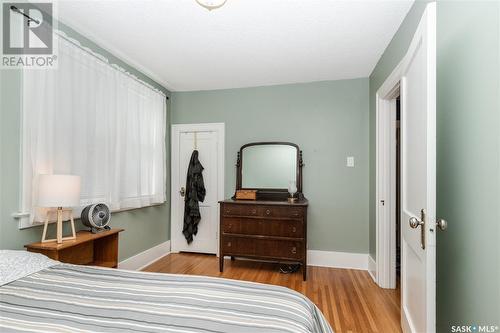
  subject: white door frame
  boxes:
[170,123,225,256]
[375,73,401,289]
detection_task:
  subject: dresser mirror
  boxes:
[235,142,303,200]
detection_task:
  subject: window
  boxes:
[18,32,166,228]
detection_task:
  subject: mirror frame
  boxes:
[235,142,304,200]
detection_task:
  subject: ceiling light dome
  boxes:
[195,0,227,11]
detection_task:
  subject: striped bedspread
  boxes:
[0,264,333,333]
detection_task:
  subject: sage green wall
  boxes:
[0,19,171,261]
[368,0,432,259]
[171,79,369,253]
[436,1,499,330]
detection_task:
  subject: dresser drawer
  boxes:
[222,217,304,238]
[221,204,259,217]
[258,206,304,219]
[221,236,304,260]
[222,204,304,219]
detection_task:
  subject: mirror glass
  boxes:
[241,144,297,189]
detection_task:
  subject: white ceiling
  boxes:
[58,0,413,92]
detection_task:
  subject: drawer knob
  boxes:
[292,211,299,216]
[227,242,231,247]
[251,209,257,214]
[228,224,232,229]
[292,226,297,233]
[266,209,271,215]
[225,209,231,214]
[291,246,297,254]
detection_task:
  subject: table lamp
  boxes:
[37,174,81,244]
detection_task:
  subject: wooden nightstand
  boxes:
[25,228,124,268]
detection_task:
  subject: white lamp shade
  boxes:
[37,175,81,208]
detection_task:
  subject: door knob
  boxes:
[180,187,185,197]
[409,209,426,249]
[436,218,447,231]
[409,217,423,228]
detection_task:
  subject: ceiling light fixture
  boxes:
[195,0,227,11]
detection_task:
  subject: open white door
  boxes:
[171,123,225,255]
[400,3,437,333]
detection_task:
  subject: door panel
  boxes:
[403,41,427,221]
[175,130,218,254]
[400,3,436,333]
[402,241,426,332]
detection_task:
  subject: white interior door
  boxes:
[171,123,224,255]
[400,3,436,333]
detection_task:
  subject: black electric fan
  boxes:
[81,203,111,233]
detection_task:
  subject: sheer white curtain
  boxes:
[21,33,166,226]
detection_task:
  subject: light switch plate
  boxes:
[347,156,355,167]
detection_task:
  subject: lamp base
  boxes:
[41,207,76,244]
[287,197,297,203]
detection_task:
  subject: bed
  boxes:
[0,250,332,333]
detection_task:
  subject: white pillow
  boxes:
[0,250,58,286]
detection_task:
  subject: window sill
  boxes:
[13,202,166,230]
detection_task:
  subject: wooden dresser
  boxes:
[219,199,308,280]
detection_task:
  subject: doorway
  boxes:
[375,83,400,290]
[170,123,225,255]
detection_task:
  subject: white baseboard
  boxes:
[118,240,171,271]
[119,244,367,271]
[307,250,368,270]
[368,255,377,282]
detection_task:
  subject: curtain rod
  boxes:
[10,5,40,25]
[10,5,170,99]
[55,30,168,98]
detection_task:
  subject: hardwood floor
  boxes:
[143,253,401,333]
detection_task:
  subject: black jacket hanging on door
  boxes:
[183,150,206,243]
